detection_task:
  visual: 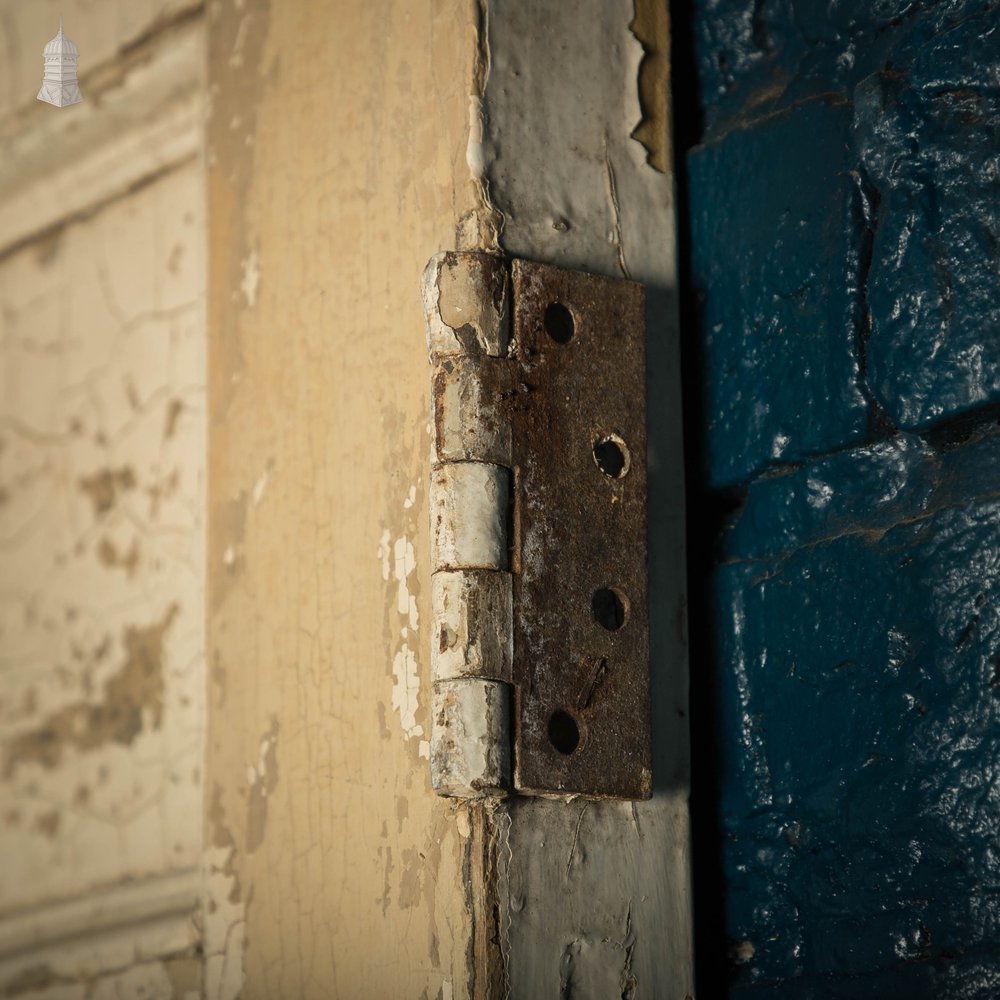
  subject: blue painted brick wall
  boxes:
[687,0,1000,995]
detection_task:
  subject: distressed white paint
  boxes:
[387,525,425,745]
[422,251,509,358]
[239,247,259,308]
[466,96,488,180]
[431,356,512,466]
[0,161,206,919]
[377,526,392,581]
[431,678,510,797]
[201,845,245,1000]
[432,569,512,682]
[384,528,424,745]
[392,645,424,743]
[0,5,206,995]
[393,536,418,624]
[430,462,509,572]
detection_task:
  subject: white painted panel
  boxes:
[0,162,205,932]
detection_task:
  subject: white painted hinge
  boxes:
[424,252,514,797]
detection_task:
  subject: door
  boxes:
[205,1,693,998]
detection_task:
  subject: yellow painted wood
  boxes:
[205,2,491,997]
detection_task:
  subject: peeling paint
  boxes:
[3,604,178,778]
[0,144,206,953]
[392,645,424,742]
[388,529,425,744]
[250,462,271,506]
[468,2,502,249]
[394,536,419,626]
[378,527,392,582]
[202,844,245,1000]
[466,95,488,181]
[96,535,142,576]
[603,136,631,279]
[245,716,279,853]
[77,466,137,518]
[629,0,670,173]
[205,0,494,994]
[239,247,259,307]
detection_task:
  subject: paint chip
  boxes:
[240,249,259,308]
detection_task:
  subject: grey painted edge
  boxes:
[481,1,694,996]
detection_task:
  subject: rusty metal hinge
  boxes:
[424,252,651,800]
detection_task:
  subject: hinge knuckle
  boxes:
[425,251,514,799]
[423,251,509,359]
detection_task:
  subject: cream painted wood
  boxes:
[205,2,493,997]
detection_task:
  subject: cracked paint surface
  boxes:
[0,162,205,926]
[0,4,205,997]
[388,531,426,746]
[205,1,485,995]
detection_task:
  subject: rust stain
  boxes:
[508,260,651,799]
[78,466,136,517]
[2,604,179,777]
[468,803,507,998]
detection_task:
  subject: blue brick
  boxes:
[714,436,1000,988]
[856,10,1000,429]
[729,952,1000,1000]
[689,100,871,489]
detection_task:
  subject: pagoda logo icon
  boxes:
[37,20,83,108]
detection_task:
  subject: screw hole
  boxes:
[548,710,581,755]
[544,302,575,344]
[592,588,627,631]
[593,436,629,478]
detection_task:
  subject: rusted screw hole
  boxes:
[593,436,629,478]
[548,710,581,755]
[544,301,574,344]
[592,587,627,631]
